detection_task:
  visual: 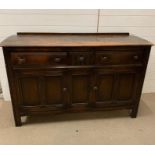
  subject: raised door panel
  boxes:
[72,75,88,103]
[96,74,114,101]
[95,71,115,107]
[18,76,41,106]
[45,76,62,104]
[116,72,138,102]
[44,70,68,108]
[69,69,92,109]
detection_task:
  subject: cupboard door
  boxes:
[95,70,115,107]
[69,69,92,109]
[94,69,140,107]
[15,69,68,109]
[44,70,69,108]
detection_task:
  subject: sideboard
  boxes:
[0,32,153,126]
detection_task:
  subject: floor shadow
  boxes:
[22,109,130,126]
[23,98,154,126]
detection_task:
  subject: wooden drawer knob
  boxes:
[79,56,85,62]
[63,87,67,92]
[93,86,98,90]
[101,56,108,61]
[17,57,26,64]
[133,55,139,60]
[54,57,61,63]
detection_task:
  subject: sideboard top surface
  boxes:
[0,32,153,47]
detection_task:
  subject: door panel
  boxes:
[96,74,114,101]
[116,72,137,101]
[18,76,41,106]
[94,70,115,107]
[44,72,66,107]
[72,75,89,103]
[70,69,91,109]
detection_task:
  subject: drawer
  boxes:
[70,52,92,65]
[11,52,68,66]
[95,51,143,66]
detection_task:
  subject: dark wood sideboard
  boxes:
[0,32,153,126]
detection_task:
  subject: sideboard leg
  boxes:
[130,107,138,118]
[14,116,22,127]
[11,106,22,126]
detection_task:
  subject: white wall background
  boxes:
[0,9,155,101]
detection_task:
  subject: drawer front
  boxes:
[11,52,68,66]
[95,51,143,66]
[70,52,92,65]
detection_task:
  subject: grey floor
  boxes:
[0,93,155,144]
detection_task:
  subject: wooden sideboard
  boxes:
[0,32,153,126]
